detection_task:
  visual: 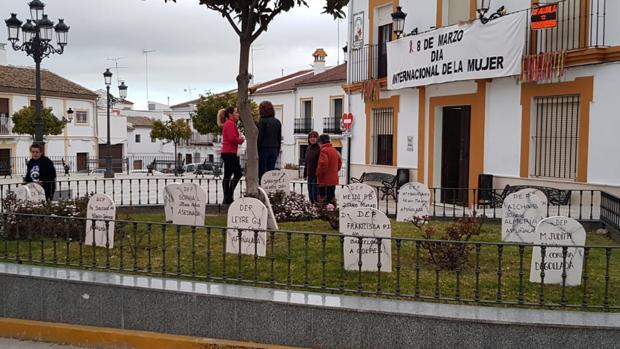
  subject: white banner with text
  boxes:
[387,13,527,89]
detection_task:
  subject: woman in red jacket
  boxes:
[219,107,245,204]
[316,133,342,203]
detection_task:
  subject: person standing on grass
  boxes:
[316,134,341,203]
[303,131,320,203]
[24,143,56,201]
[257,101,282,181]
[220,107,245,205]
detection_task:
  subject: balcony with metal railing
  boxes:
[348,44,386,84]
[0,116,12,136]
[323,117,342,134]
[294,118,313,134]
[526,0,606,54]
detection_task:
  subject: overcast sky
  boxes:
[2,0,348,109]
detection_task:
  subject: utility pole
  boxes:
[143,49,155,105]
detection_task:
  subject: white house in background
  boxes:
[249,48,348,180]
[346,0,620,200]
[125,115,174,170]
[170,90,239,166]
[0,59,98,175]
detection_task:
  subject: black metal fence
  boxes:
[526,0,607,54]
[349,44,381,84]
[323,117,343,134]
[0,212,617,311]
[0,178,606,223]
[601,191,620,235]
[294,118,313,134]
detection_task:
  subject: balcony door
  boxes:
[377,23,392,79]
[0,98,9,135]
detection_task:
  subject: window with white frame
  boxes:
[135,134,141,143]
[532,95,580,180]
[371,108,394,166]
[331,97,343,118]
[75,111,88,124]
[301,99,312,119]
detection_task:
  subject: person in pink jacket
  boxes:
[220,107,245,204]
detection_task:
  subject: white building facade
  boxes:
[250,49,348,180]
[346,0,620,198]
[0,64,98,175]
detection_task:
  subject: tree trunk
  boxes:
[237,37,259,196]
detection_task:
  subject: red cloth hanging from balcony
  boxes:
[521,50,566,83]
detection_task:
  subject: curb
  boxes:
[0,318,303,349]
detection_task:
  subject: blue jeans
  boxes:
[259,147,279,181]
[307,175,318,203]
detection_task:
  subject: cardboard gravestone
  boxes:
[13,186,31,202]
[261,170,290,195]
[258,187,279,230]
[226,197,268,256]
[84,193,116,248]
[338,183,377,210]
[530,216,586,286]
[25,183,46,203]
[163,183,180,222]
[502,189,547,243]
[396,182,431,222]
[519,188,549,208]
[338,183,377,230]
[172,183,206,226]
[340,207,392,272]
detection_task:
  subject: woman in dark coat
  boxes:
[257,101,282,181]
[303,131,320,203]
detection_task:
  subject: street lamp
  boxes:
[103,69,128,179]
[477,0,506,24]
[391,6,407,38]
[5,1,69,146]
[65,107,73,123]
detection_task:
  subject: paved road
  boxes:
[0,337,96,348]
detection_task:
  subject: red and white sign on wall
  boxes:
[341,113,354,131]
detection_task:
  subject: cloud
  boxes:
[2,0,348,109]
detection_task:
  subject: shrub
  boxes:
[314,202,339,230]
[1,192,92,241]
[268,191,315,222]
[283,163,299,170]
[268,191,340,229]
[412,216,484,270]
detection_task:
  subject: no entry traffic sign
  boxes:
[341,113,353,131]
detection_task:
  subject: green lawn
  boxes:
[1,210,618,311]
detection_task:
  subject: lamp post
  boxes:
[66,107,73,123]
[391,6,407,38]
[5,1,69,146]
[477,0,506,24]
[103,69,128,179]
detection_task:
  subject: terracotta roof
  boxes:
[251,70,314,95]
[312,48,328,58]
[126,116,155,127]
[0,65,97,100]
[296,63,346,87]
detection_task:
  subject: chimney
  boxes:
[0,43,7,66]
[312,48,327,75]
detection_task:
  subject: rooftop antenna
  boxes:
[184,87,197,98]
[106,57,128,85]
[143,49,156,104]
[250,44,264,84]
